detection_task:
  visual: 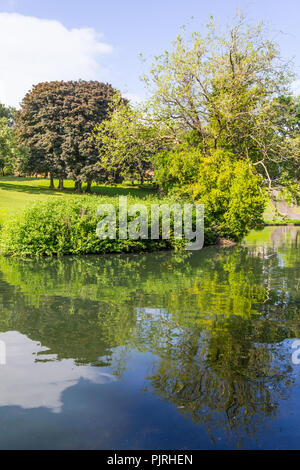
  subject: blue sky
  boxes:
[0,0,299,106]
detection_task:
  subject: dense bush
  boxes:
[0,196,216,257]
[154,142,202,193]
[155,148,266,241]
[192,151,266,240]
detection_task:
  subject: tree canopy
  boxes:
[142,15,299,189]
[15,80,121,190]
[94,96,172,184]
[96,16,299,194]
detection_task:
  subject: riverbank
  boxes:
[0,183,219,256]
[0,176,276,257]
[263,199,300,225]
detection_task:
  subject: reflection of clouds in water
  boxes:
[0,331,116,413]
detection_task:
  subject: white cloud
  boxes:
[0,13,113,107]
[0,331,117,413]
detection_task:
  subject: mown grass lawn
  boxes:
[0,177,155,222]
[1,176,299,227]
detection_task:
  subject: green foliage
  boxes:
[142,15,298,192]
[15,81,121,188]
[0,196,213,256]
[154,142,202,193]
[191,150,266,239]
[156,148,266,240]
[94,96,174,183]
[0,102,16,124]
[2,15,296,252]
[268,95,300,196]
[0,117,28,176]
[100,14,297,242]
[0,118,14,174]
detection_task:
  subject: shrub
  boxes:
[154,147,266,241]
[191,150,266,240]
[0,196,214,257]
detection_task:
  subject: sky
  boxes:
[0,0,299,107]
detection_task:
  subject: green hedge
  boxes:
[0,196,216,256]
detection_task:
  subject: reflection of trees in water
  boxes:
[129,229,300,446]
[142,321,293,447]
[270,226,299,248]
[130,301,295,447]
[248,228,300,315]
[0,274,138,366]
[0,227,300,445]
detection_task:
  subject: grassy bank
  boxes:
[2,176,295,257]
[0,177,217,256]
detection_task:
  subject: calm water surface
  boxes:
[0,226,299,449]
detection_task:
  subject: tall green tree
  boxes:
[142,15,298,191]
[0,117,23,176]
[15,81,120,191]
[267,95,300,199]
[0,103,16,124]
[94,96,172,184]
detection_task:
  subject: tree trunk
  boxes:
[85,181,92,193]
[49,174,54,189]
[76,181,82,193]
[59,178,64,190]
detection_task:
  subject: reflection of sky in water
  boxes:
[0,331,116,413]
[136,307,169,321]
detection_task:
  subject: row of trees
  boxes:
[1,16,299,193]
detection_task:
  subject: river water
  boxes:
[0,226,299,449]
